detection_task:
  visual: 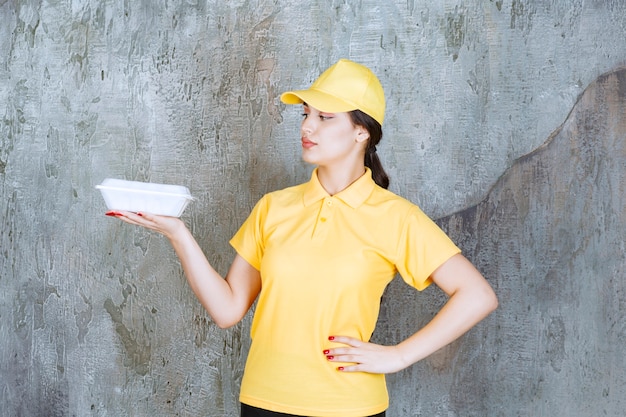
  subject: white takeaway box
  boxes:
[96,178,194,217]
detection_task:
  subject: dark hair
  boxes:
[349,110,390,189]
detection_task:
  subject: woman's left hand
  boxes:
[323,336,407,374]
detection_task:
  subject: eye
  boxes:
[301,113,309,119]
[319,114,334,121]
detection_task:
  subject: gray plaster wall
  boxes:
[0,1,625,416]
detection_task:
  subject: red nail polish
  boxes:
[337,367,344,371]
[105,211,115,216]
[326,356,334,360]
[137,212,143,217]
[328,336,335,341]
[323,350,330,355]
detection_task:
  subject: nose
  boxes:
[301,116,314,135]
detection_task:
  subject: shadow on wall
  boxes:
[430,67,626,415]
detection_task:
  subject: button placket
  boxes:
[321,198,333,221]
[312,197,335,241]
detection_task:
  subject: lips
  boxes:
[301,138,317,149]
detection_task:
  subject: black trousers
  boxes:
[241,403,386,417]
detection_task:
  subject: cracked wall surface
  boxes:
[1,1,625,416]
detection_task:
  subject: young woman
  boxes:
[107,59,498,417]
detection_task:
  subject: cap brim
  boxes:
[280,89,358,113]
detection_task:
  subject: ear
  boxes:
[354,126,370,144]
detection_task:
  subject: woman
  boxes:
[107,59,498,417]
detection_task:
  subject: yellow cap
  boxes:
[280,59,385,125]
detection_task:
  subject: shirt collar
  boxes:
[303,168,376,209]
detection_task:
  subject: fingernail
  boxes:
[105,211,122,217]
[323,350,330,355]
[328,336,335,341]
[137,212,143,217]
[326,356,334,360]
[337,367,344,371]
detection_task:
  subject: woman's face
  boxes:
[299,104,368,167]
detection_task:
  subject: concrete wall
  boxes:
[1,1,625,416]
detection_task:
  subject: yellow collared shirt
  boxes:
[230,168,460,417]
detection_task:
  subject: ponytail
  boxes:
[365,149,389,189]
[350,110,390,189]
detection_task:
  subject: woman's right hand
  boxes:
[105,210,185,239]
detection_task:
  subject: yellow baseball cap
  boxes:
[280,59,385,125]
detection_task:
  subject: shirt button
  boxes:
[326,200,332,206]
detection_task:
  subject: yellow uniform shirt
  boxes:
[230,168,460,417]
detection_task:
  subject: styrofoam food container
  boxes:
[96,178,194,217]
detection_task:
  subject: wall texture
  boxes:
[1,1,625,416]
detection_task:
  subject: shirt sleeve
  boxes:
[229,195,269,271]
[395,205,461,291]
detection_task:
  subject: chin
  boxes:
[301,153,318,165]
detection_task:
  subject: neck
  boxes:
[316,164,366,196]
